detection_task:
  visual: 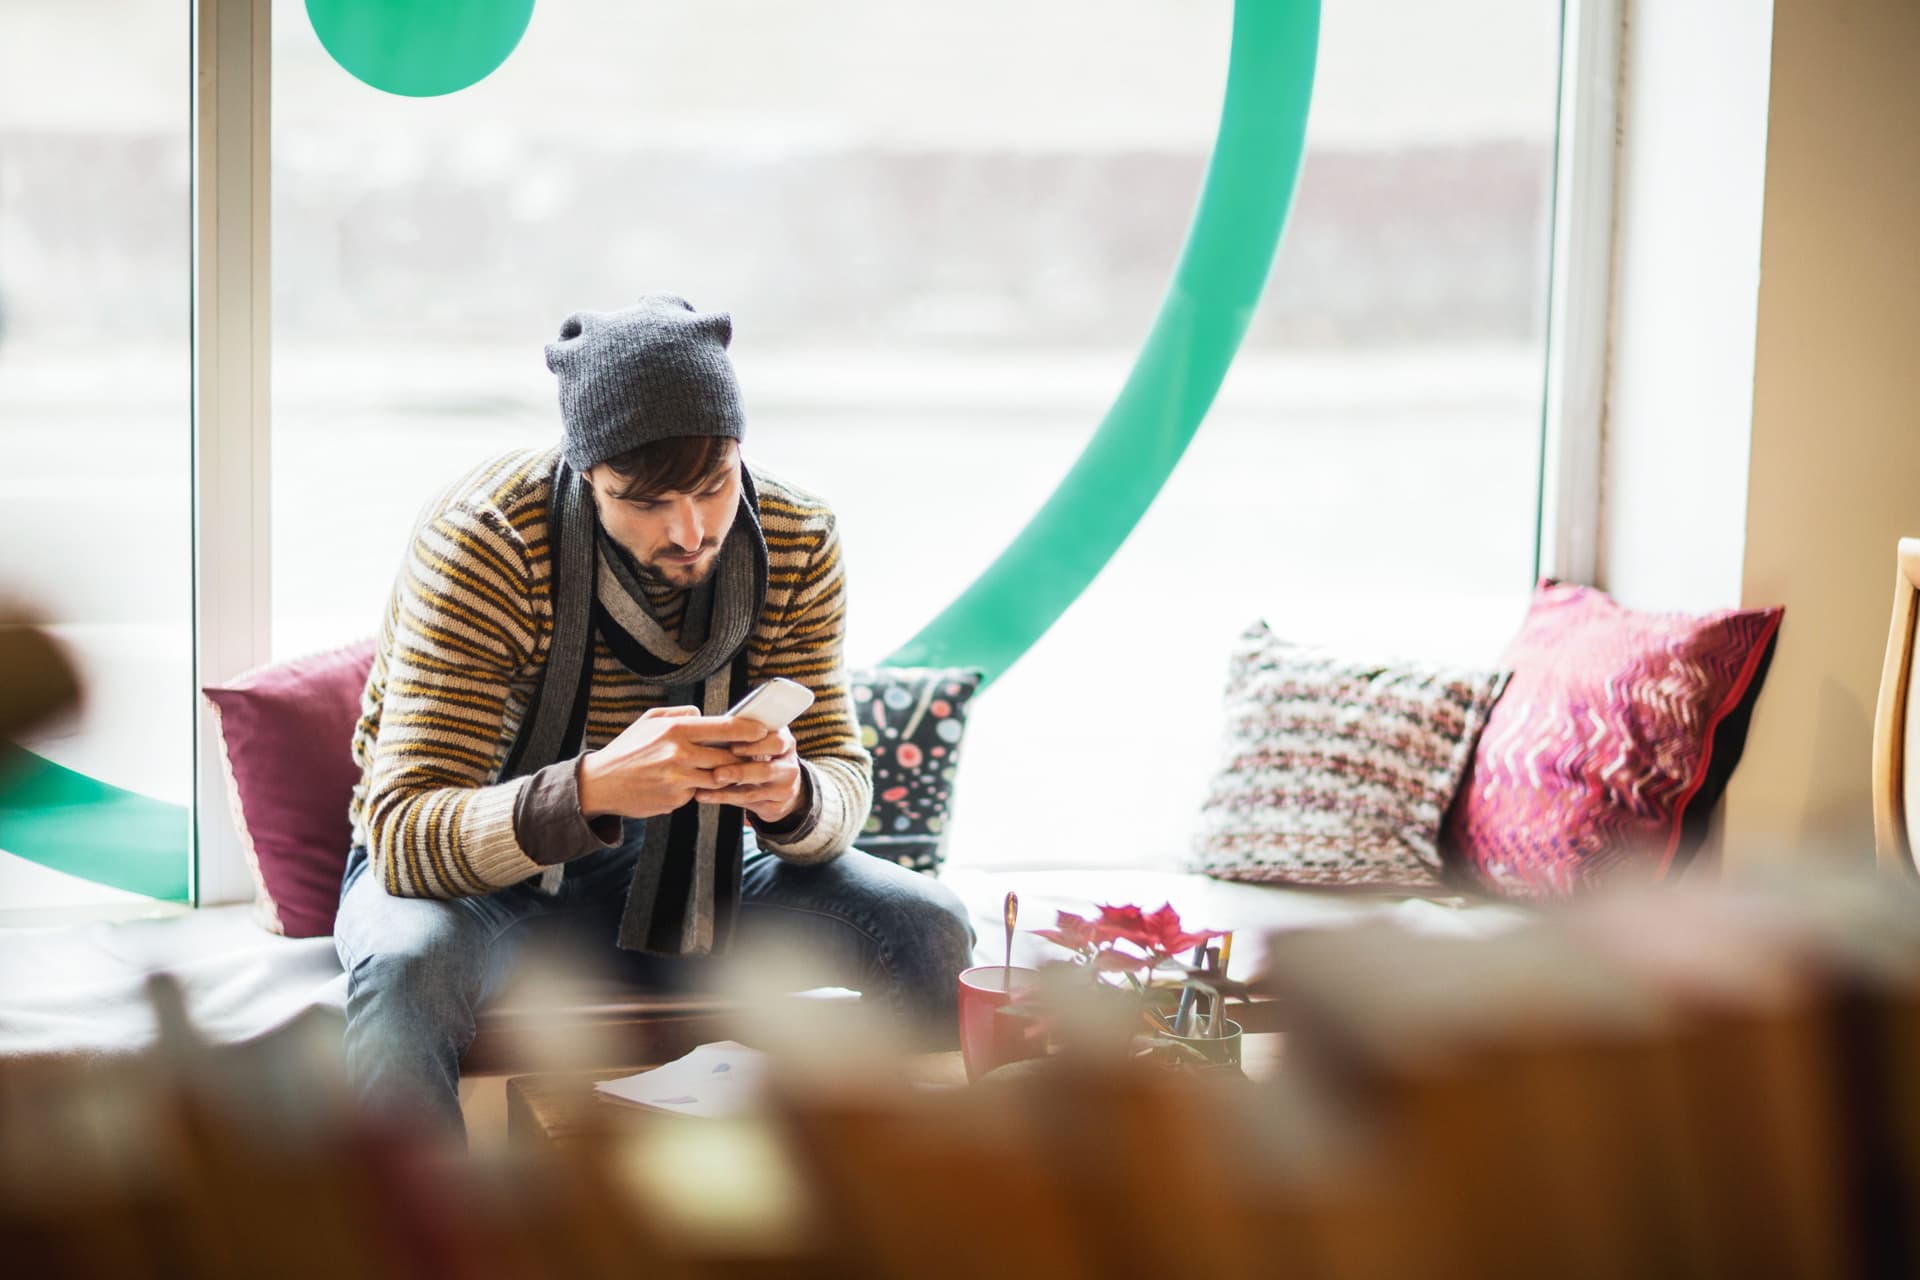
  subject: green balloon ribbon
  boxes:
[0,745,190,902]
[0,0,1318,898]
[885,0,1321,687]
[306,0,536,98]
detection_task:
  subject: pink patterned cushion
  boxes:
[201,641,377,937]
[1444,583,1782,899]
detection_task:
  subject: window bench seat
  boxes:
[0,868,1525,1066]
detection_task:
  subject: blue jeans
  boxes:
[333,823,973,1138]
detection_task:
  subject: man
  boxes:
[333,294,974,1136]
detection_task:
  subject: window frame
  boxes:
[192,0,273,906]
[1535,0,1622,586]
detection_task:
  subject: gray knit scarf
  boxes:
[501,459,768,955]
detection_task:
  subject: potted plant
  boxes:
[1024,903,1240,1071]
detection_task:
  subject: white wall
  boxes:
[1722,0,1920,858]
[1603,0,1920,859]
[1600,0,1773,613]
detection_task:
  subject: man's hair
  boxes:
[598,435,735,502]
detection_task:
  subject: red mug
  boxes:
[957,964,1044,1082]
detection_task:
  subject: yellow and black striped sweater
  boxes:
[348,448,872,898]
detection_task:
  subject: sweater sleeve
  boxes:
[359,501,551,897]
[750,515,873,864]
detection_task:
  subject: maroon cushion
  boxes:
[202,640,377,937]
[1443,582,1782,900]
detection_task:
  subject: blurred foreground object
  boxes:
[0,608,80,742]
[13,871,1920,1277]
[1249,868,1920,1279]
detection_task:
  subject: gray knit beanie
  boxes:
[545,293,746,471]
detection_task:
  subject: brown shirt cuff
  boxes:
[512,755,623,867]
[750,762,821,845]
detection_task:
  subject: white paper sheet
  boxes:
[593,1041,769,1118]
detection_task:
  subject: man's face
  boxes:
[585,441,743,589]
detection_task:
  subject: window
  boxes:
[0,0,194,910]
[268,0,1561,871]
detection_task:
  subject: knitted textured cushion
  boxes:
[849,666,982,874]
[1190,623,1509,891]
[1443,581,1783,900]
[202,640,376,937]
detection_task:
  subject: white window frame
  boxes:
[192,0,272,905]
[1535,0,1624,586]
[185,0,1623,904]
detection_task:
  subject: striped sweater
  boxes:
[348,447,872,898]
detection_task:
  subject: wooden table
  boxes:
[507,1031,1283,1149]
[508,1065,703,1146]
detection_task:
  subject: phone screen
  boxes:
[727,678,814,731]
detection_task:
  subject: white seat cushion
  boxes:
[944,866,1528,980]
[0,904,345,1058]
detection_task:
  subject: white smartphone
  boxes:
[725,677,815,732]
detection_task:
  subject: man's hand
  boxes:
[576,707,768,820]
[692,724,806,825]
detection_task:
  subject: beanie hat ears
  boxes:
[544,295,732,374]
[544,313,590,374]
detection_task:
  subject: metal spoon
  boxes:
[1003,891,1018,988]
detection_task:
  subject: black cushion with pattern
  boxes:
[847,666,982,874]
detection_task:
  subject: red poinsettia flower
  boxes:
[1094,902,1223,962]
[1091,904,1151,947]
[1035,902,1225,984]
[1137,902,1226,960]
[1034,910,1098,955]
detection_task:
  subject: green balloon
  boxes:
[885,0,1321,688]
[306,0,535,97]
[0,745,189,902]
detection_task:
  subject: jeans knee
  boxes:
[885,876,975,972]
[346,934,486,1035]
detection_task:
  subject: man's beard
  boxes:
[636,538,724,588]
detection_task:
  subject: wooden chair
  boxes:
[1872,539,1920,873]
